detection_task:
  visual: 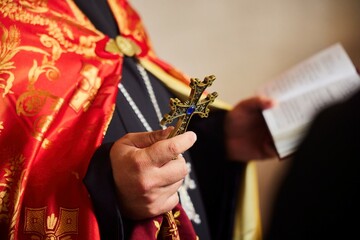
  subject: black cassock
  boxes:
[77,0,245,239]
[265,89,360,240]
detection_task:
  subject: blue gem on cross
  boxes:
[186,105,196,115]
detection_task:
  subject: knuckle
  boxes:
[147,204,161,216]
[129,154,143,173]
[123,132,135,140]
[137,176,154,194]
[167,141,179,155]
[181,166,188,178]
[179,159,188,177]
[143,193,157,205]
[132,156,143,171]
[156,196,178,215]
[146,198,164,216]
[145,195,179,217]
[167,194,179,210]
[147,147,160,161]
[148,131,158,144]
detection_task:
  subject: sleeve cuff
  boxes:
[83,142,124,240]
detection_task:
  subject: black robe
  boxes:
[265,89,360,239]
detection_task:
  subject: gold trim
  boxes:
[138,59,232,111]
[233,162,262,240]
[107,0,127,35]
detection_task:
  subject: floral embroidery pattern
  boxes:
[0,153,26,239]
[0,0,101,58]
[0,191,9,217]
[0,23,20,98]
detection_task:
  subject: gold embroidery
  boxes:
[70,64,101,112]
[0,121,4,134]
[0,191,10,219]
[0,153,27,240]
[103,104,115,136]
[0,23,19,98]
[154,220,161,239]
[16,90,62,117]
[0,0,101,58]
[153,211,183,239]
[57,208,78,236]
[0,22,55,98]
[47,213,57,230]
[1,20,63,142]
[24,207,79,239]
[24,207,46,235]
[159,211,181,240]
[0,154,25,222]
[16,89,64,141]
[33,115,54,142]
[41,138,52,149]
[13,33,64,142]
[38,35,62,64]
[19,0,49,13]
[0,1,116,238]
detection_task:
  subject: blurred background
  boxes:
[131,0,360,233]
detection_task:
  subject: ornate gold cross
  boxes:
[158,75,218,239]
[160,75,218,138]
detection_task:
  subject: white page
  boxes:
[258,43,360,157]
[263,74,360,137]
[257,43,357,102]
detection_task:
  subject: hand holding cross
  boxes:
[154,75,218,239]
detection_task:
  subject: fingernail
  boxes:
[187,131,197,141]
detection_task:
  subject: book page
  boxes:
[263,74,360,137]
[257,43,357,102]
[258,43,360,158]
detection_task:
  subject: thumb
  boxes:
[130,127,174,148]
[256,95,276,110]
[239,96,275,111]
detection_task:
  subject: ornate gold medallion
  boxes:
[105,36,141,57]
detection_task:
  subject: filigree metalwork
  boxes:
[161,75,218,138]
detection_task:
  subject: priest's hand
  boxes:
[225,95,277,161]
[110,127,197,220]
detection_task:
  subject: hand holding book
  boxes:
[257,43,360,158]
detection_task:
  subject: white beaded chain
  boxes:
[136,63,165,127]
[118,84,153,132]
[118,63,165,132]
[118,62,201,225]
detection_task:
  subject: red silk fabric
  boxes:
[0,0,196,239]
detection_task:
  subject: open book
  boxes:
[257,43,360,158]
